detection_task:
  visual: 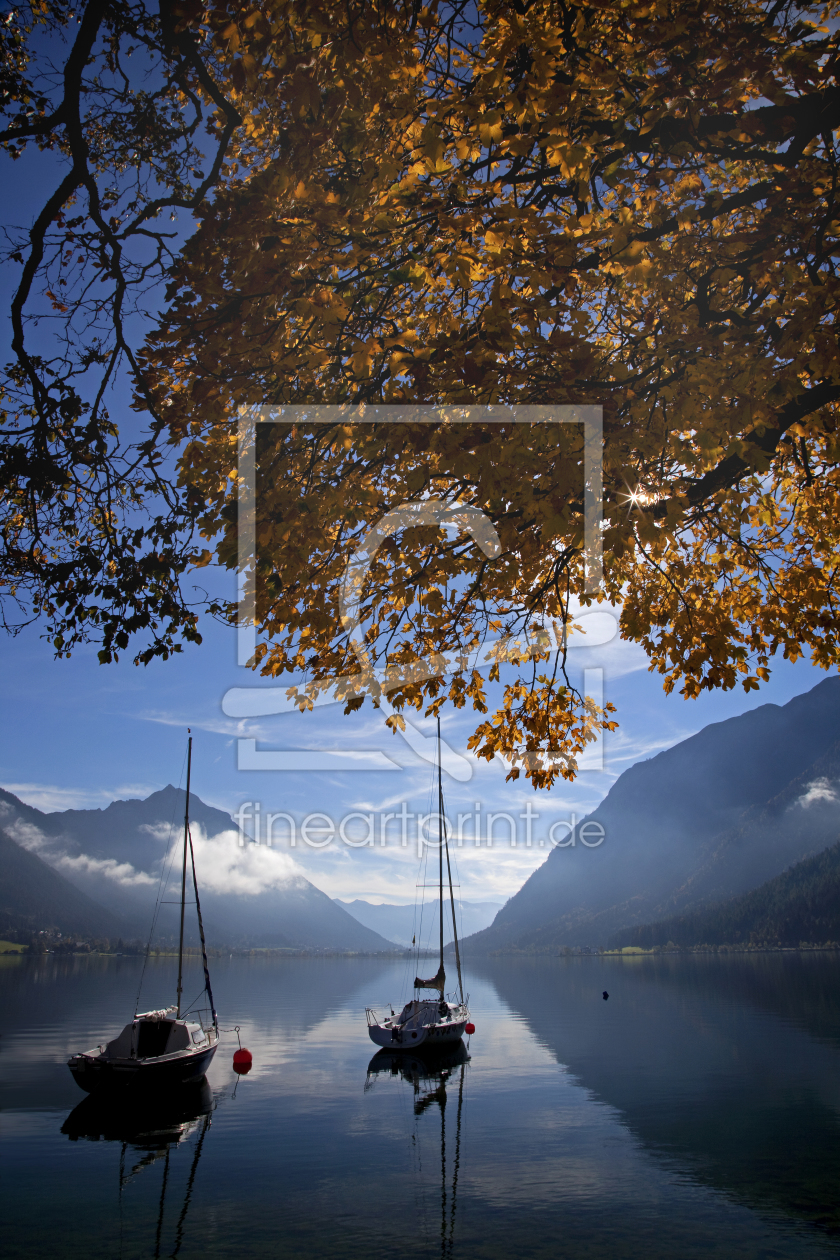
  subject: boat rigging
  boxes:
[67,734,220,1091]
[366,716,471,1049]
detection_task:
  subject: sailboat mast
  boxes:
[438,720,444,978]
[438,716,464,1004]
[176,733,192,1019]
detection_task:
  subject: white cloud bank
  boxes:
[1,794,551,905]
[3,803,310,899]
[4,813,157,889]
[185,825,308,897]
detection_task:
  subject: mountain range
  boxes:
[462,676,840,953]
[6,675,840,955]
[0,786,395,952]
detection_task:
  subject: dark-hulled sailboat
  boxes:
[366,718,470,1049]
[68,735,219,1091]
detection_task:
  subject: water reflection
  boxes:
[0,953,396,1113]
[5,955,840,1259]
[62,1082,213,1258]
[62,1079,213,1144]
[473,954,840,1238]
[366,1045,469,1257]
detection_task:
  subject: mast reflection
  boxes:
[62,1082,213,1257]
[366,1044,469,1257]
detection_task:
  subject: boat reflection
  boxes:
[366,1041,469,1101]
[62,1081,213,1257]
[366,1044,469,1256]
[62,1078,213,1146]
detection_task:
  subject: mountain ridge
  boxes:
[461,676,840,953]
[0,786,397,952]
[0,828,127,939]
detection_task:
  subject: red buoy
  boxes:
[465,1022,476,1035]
[233,1047,253,1075]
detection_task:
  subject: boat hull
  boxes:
[68,1043,217,1093]
[368,1020,467,1050]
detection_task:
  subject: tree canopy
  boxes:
[5,1,840,785]
[0,0,241,660]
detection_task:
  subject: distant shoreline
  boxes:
[0,945,435,960]
[8,942,839,962]
[481,943,840,958]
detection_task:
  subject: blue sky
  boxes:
[0,572,831,905]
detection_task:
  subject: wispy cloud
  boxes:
[601,726,696,770]
[570,636,651,680]
[794,777,838,809]
[137,709,275,740]
[56,851,157,888]
[5,816,157,888]
[1,781,165,813]
[138,823,178,843]
[2,782,118,811]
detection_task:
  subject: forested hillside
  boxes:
[612,843,840,950]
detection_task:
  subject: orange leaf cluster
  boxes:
[146,0,840,785]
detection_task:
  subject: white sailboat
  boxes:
[366,717,472,1050]
[68,735,220,1091]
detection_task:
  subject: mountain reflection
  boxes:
[472,953,840,1237]
[366,1044,469,1256]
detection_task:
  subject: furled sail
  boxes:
[414,962,445,992]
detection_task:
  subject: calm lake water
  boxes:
[2,950,840,1259]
